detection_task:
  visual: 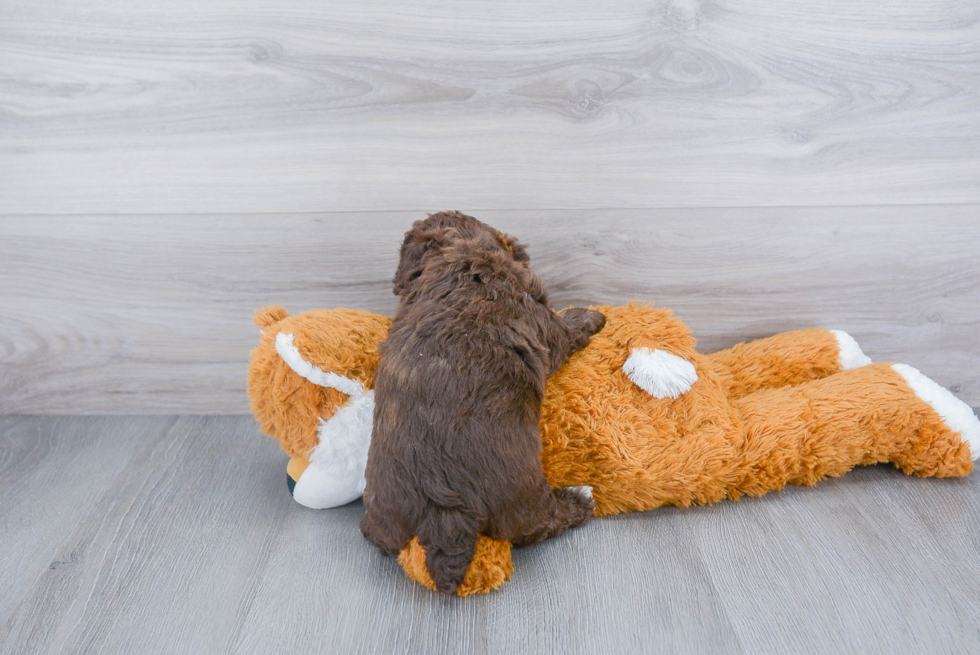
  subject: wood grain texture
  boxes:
[1,0,978,214]
[1,416,978,653]
[0,416,289,654]
[0,416,164,622]
[687,468,980,652]
[1,207,978,414]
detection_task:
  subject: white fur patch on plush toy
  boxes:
[274,331,373,508]
[892,363,980,460]
[275,332,365,397]
[292,390,375,509]
[623,348,698,399]
[831,330,872,370]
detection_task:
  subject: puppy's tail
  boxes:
[417,508,481,595]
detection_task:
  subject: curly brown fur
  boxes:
[361,211,605,593]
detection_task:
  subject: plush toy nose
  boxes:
[286,455,310,499]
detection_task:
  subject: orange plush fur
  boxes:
[250,306,390,479]
[248,303,976,596]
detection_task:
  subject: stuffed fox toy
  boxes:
[248,303,980,595]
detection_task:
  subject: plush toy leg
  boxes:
[399,536,514,596]
[396,483,591,595]
[728,363,977,499]
[707,328,871,399]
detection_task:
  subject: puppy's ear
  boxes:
[498,234,530,264]
[393,220,455,296]
[527,271,548,304]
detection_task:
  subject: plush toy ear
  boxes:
[254,305,289,330]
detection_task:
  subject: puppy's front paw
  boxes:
[560,308,606,343]
[556,485,596,524]
[566,485,593,500]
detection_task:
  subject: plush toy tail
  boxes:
[254,305,289,329]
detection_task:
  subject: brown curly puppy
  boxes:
[360,211,605,594]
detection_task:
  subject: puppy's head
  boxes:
[392,210,531,297]
[248,306,391,508]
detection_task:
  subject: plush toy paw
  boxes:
[398,487,592,596]
[399,536,514,596]
[830,329,873,370]
[892,363,980,461]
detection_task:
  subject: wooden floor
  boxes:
[3,415,979,654]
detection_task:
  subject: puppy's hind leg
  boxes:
[360,509,412,557]
[417,508,482,594]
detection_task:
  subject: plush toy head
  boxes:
[248,306,390,509]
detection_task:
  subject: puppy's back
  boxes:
[362,212,597,593]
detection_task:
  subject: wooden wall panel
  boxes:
[1,207,977,413]
[0,0,978,214]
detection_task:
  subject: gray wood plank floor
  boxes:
[2,207,978,414]
[3,416,979,654]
